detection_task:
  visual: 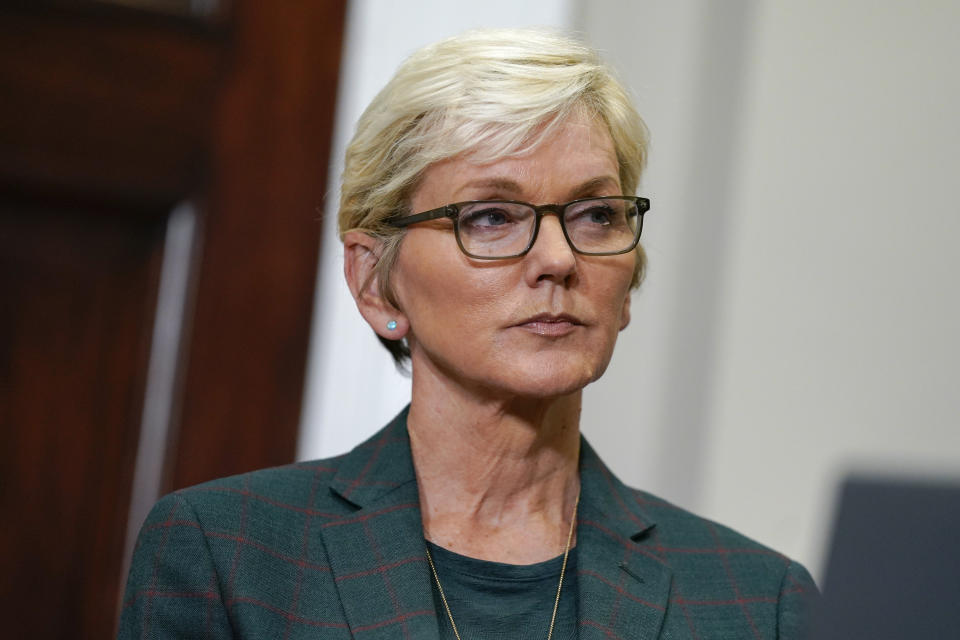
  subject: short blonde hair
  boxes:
[339,28,649,365]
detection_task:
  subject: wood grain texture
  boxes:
[0,201,165,638]
[0,3,224,206]
[168,0,346,490]
[0,2,345,636]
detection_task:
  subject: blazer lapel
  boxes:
[318,408,440,640]
[577,439,673,639]
[316,414,673,640]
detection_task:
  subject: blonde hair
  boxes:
[338,28,649,365]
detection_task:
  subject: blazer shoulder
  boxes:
[150,408,412,531]
[628,486,785,555]
[121,456,355,639]
[621,488,819,638]
[626,487,820,592]
[167,453,354,526]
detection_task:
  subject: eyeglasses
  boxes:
[385,196,650,260]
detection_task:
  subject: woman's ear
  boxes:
[343,231,409,340]
[619,290,632,331]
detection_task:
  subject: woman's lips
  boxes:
[515,314,582,337]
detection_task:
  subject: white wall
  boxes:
[699,0,960,578]
[579,0,960,579]
[300,0,960,581]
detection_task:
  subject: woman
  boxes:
[120,29,817,639]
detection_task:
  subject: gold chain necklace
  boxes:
[424,490,580,640]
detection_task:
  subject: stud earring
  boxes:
[386,320,398,331]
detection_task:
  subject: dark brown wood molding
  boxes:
[0,3,226,209]
[167,0,347,490]
[0,2,346,636]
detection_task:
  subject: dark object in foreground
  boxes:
[812,476,960,639]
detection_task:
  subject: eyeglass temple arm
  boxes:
[385,205,455,228]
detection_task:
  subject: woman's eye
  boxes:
[579,206,615,225]
[461,207,512,227]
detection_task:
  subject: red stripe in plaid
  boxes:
[361,518,411,639]
[673,596,778,606]
[143,517,333,571]
[225,476,252,602]
[141,499,181,638]
[579,618,626,639]
[333,555,425,582]
[351,609,436,634]
[663,567,701,640]
[227,596,349,628]
[205,530,331,570]
[189,485,343,517]
[284,466,326,640]
[293,462,337,471]
[142,518,203,533]
[708,522,763,640]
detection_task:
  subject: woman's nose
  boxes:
[524,214,577,285]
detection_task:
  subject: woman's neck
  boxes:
[407,371,582,564]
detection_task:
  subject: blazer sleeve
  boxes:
[117,492,234,639]
[777,560,820,640]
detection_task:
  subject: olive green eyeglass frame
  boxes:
[384,195,651,260]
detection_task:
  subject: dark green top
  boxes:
[427,541,578,640]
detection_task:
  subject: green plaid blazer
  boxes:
[119,407,818,639]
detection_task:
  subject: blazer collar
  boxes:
[576,439,673,638]
[327,405,418,508]
[319,406,441,639]
[319,408,672,639]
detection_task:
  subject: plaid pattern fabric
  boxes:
[119,406,818,639]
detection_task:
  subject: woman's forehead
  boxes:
[419,116,619,203]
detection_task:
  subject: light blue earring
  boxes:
[386,320,398,331]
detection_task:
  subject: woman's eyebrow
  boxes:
[454,177,524,198]
[454,176,620,201]
[567,176,620,199]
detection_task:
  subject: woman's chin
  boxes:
[410,336,615,401]
[473,356,609,401]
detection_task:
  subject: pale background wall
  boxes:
[300,0,960,581]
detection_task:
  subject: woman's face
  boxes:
[393,111,636,399]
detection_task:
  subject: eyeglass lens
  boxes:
[455,198,639,258]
